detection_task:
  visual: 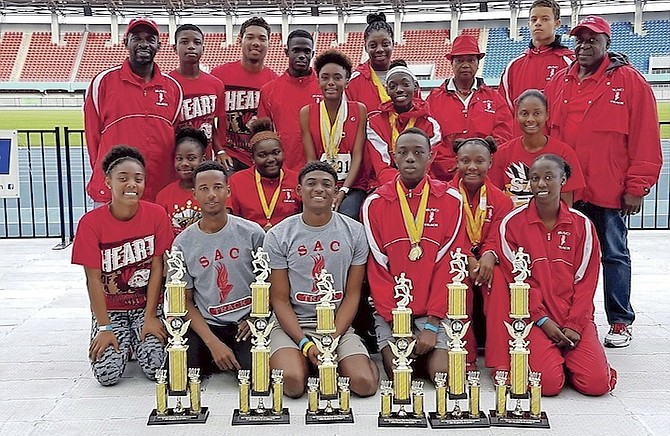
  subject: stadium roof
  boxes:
[0,0,660,18]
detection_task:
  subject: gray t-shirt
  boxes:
[263,213,369,324]
[172,215,265,326]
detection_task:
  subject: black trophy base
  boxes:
[305,408,354,424]
[231,408,290,425]
[428,411,490,428]
[489,410,550,428]
[378,412,428,428]
[147,407,209,425]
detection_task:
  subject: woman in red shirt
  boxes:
[155,127,205,235]
[488,154,616,396]
[489,89,585,207]
[300,49,367,220]
[227,118,300,230]
[449,137,513,367]
[71,146,173,386]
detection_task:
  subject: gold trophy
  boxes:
[148,247,209,425]
[429,249,489,428]
[378,273,427,428]
[489,247,549,428]
[305,269,354,424]
[232,247,290,425]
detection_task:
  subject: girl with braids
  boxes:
[448,136,513,368]
[489,89,585,207]
[155,127,206,235]
[366,60,443,189]
[227,118,300,230]
[488,154,616,396]
[300,49,367,220]
[72,146,173,386]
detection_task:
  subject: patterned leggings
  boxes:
[90,309,166,386]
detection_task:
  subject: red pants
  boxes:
[483,274,616,396]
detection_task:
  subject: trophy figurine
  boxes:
[429,249,489,428]
[148,247,209,425]
[232,248,290,425]
[305,269,354,424]
[489,248,549,428]
[378,273,427,428]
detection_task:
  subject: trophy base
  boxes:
[378,412,428,428]
[147,407,209,425]
[428,411,490,428]
[231,408,290,425]
[489,410,550,428]
[305,408,354,424]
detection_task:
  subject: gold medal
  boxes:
[409,244,423,262]
[255,169,283,229]
[264,221,273,231]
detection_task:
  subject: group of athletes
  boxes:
[71,0,662,400]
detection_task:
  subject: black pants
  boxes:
[185,323,252,375]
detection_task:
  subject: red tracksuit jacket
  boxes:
[366,99,442,188]
[545,53,662,209]
[426,78,514,180]
[497,200,601,334]
[361,176,470,322]
[84,60,183,202]
[498,38,574,111]
[258,70,323,172]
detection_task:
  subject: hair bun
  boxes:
[367,12,386,24]
[249,117,274,136]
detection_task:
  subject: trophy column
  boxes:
[378,273,427,428]
[232,248,290,425]
[429,249,489,428]
[489,247,550,428]
[305,269,354,424]
[148,248,209,425]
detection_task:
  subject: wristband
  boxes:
[423,323,439,333]
[339,186,350,195]
[216,150,227,156]
[302,341,315,357]
[298,337,310,350]
[536,316,549,327]
[97,324,113,332]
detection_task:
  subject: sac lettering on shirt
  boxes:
[196,247,250,316]
[295,241,344,304]
[101,235,155,273]
[181,95,218,121]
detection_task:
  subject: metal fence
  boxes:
[0,127,669,246]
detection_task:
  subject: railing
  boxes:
[0,126,669,247]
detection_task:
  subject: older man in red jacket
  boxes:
[545,16,663,348]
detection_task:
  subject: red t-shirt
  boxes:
[71,201,174,311]
[489,135,586,207]
[210,61,278,166]
[169,70,227,159]
[155,180,201,235]
[227,167,300,228]
[305,101,367,190]
[258,70,323,172]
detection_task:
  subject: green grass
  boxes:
[659,101,670,140]
[0,110,84,146]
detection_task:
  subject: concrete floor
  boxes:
[1,232,669,435]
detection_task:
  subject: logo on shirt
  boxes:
[425,208,440,227]
[546,65,559,81]
[170,200,201,235]
[557,231,571,251]
[215,262,234,303]
[155,89,168,107]
[282,188,296,203]
[206,262,252,316]
[610,88,625,106]
[294,254,344,303]
[310,254,326,293]
[482,99,495,114]
[505,162,533,206]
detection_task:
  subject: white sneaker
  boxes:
[604,323,632,348]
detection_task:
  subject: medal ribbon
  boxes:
[369,67,391,104]
[459,180,487,246]
[389,113,417,152]
[319,100,347,163]
[396,180,430,246]
[255,169,284,222]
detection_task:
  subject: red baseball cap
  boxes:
[446,35,485,60]
[125,17,159,38]
[570,16,612,38]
